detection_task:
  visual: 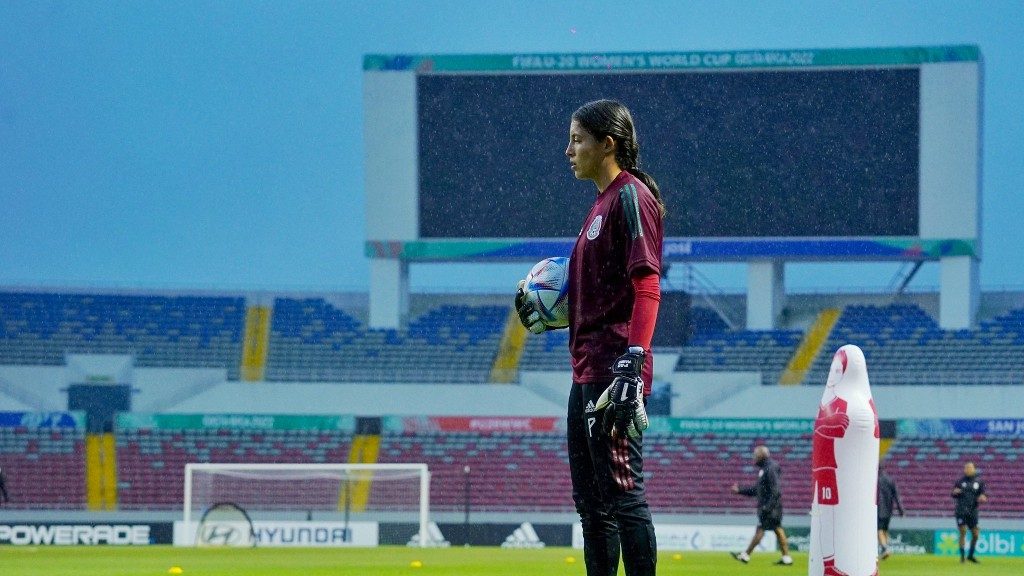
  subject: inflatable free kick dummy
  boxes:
[809,345,880,576]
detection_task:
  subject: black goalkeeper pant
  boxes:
[568,381,657,576]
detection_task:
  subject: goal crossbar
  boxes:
[183,463,431,547]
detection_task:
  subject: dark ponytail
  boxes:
[572,99,666,218]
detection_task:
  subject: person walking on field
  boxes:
[730,445,793,566]
[953,462,987,564]
[0,466,9,506]
[877,465,904,560]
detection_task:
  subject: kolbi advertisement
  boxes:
[934,530,1024,557]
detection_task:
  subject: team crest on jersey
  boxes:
[586,215,603,240]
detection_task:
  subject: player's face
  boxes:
[964,463,976,477]
[566,120,604,182]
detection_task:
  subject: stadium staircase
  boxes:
[778,308,841,385]
[85,432,117,510]
[240,305,272,381]
[341,432,382,512]
[488,310,529,383]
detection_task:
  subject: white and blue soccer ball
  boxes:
[524,257,570,329]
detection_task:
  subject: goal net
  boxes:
[183,463,430,546]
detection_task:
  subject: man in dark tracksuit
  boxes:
[730,446,793,566]
[0,466,9,506]
[877,466,904,559]
[953,462,987,563]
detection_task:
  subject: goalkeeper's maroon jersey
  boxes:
[567,170,663,393]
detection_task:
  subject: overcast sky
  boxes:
[2,1,1021,293]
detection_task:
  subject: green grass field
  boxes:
[1,546,1021,576]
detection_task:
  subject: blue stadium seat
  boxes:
[806,304,1024,386]
[264,298,507,383]
[0,292,245,378]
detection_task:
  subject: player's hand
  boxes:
[953,488,962,495]
[599,347,648,439]
[730,483,739,494]
[514,279,547,334]
[979,494,988,503]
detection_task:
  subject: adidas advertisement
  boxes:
[501,523,545,549]
[380,523,569,547]
[405,522,450,547]
[173,521,378,547]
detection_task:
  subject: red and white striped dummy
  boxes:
[809,344,880,576]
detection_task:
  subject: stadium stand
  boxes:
[116,428,352,509]
[807,304,1024,386]
[0,417,1012,520]
[0,292,245,379]
[265,298,506,383]
[518,305,804,387]
[518,329,570,372]
[0,426,86,509]
[674,328,804,386]
[884,435,1024,518]
[643,432,813,514]
[372,430,1023,518]
[375,431,573,512]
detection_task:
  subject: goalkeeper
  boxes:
[516,99,664,576]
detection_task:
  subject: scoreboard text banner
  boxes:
[365,46,980,72]
[367,238,977,262]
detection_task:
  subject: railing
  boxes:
[866,371,1023,386]
[664,264,742,330]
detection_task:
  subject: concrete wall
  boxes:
[0,366,226,412]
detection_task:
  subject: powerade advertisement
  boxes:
[0,523,171,546]
[934,531,1024,557]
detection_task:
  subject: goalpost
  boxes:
[183,463,431,547]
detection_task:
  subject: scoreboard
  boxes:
[364,46,980,263]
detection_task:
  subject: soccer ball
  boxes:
[523,257,570,328]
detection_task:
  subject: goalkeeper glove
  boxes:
[596,346,649,439]
[515,279,548,334]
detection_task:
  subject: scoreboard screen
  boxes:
[418,69,918,239]
[364,47,980,262]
